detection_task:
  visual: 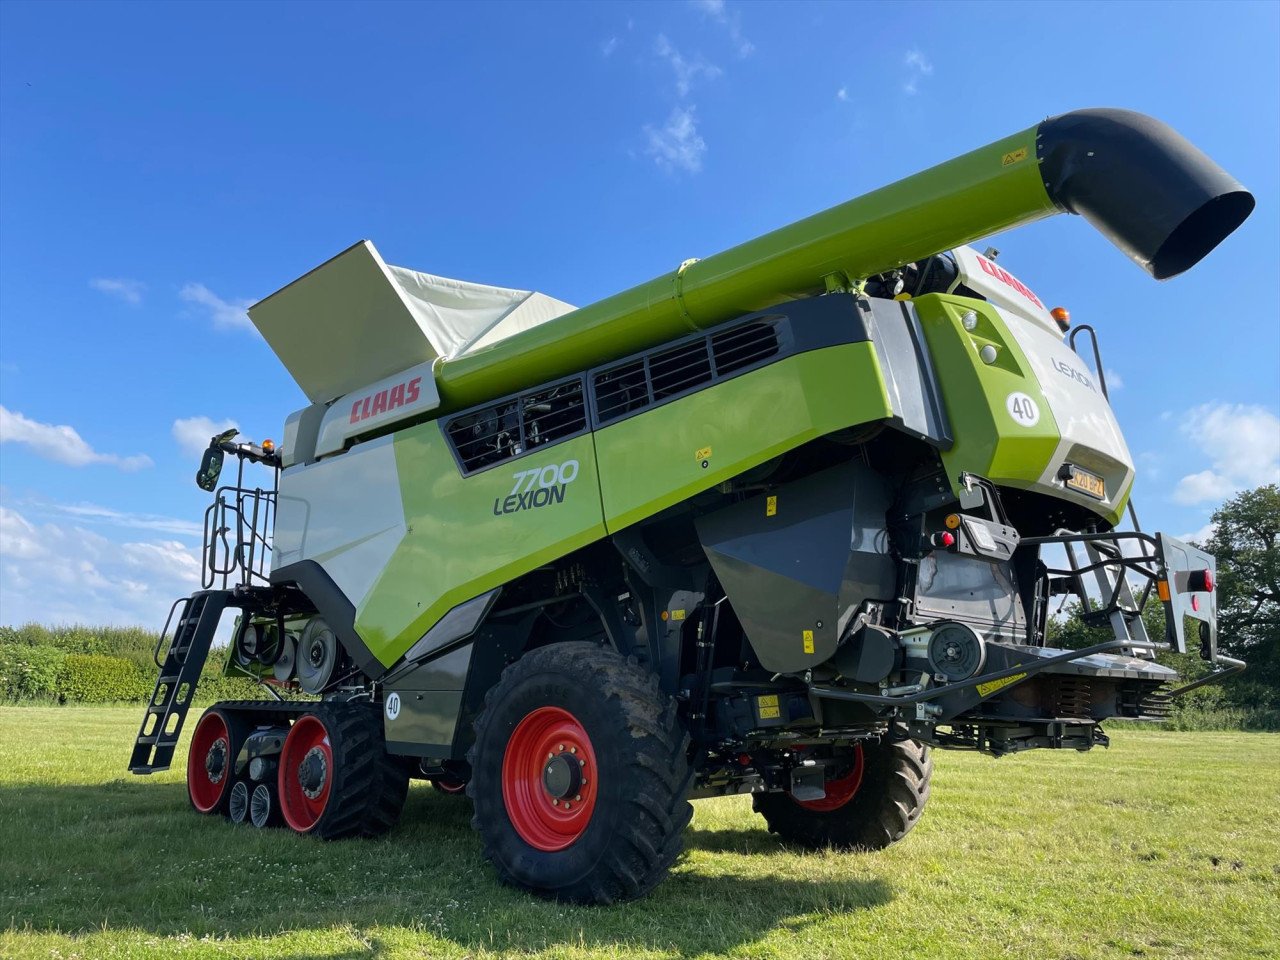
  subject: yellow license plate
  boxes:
[1065,466,1106,500]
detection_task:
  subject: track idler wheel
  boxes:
[277,704,408,840]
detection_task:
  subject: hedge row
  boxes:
[0,642,259,704]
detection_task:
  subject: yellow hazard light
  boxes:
[262,439,275,453]
[1051,306,1070,332]
[945,514,961,530]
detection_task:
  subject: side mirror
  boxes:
[196,445,225,492]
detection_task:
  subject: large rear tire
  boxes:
[753,738,932,850]
[468,642,693,904]
[277,703,409,839]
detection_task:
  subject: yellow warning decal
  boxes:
[977,672,1027,697]
[1002,147,1028,166]
[802,629,815,654]
[670,609,686,621]
[756,694,781,720]
[766,495,777,517]
[695,446,712,460]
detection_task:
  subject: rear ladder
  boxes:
[128,590,229,774]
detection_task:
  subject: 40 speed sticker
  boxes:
[493,459,580,516]
[1006,392,1041,427]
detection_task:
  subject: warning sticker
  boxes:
[670,609,686,621]
[766,495,778,517]
[695,446,712,460]
[977,672,1027,697]
[1002,147,1028,166]
[802,629,815,654]
[756,694,781,720]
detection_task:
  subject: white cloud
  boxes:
[90,277,146,305]
[600,36,618,57]
[836,86,849,102]
[903,47,933,95]
[173,416,239,457]
[0,406,152,471]
[655,34,722,98]
[645,106,707,174]
[0,505,202,629]
[904,49,933,74]
[1171,402,1280,504]
[1179,521,1217,545]
[180,283,254,332]
[692,0,754,57]
[1104,368,1124,390]
[20,497,202,538]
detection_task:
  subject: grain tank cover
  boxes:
[248,240,576,404]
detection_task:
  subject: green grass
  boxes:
[1,708,1277,960]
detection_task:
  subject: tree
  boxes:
[1200,484,1280,686]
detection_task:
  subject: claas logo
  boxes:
[350,376,423,424]
[977,255,1044,309]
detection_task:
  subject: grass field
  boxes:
[1,707,1277,960]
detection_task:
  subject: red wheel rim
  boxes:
[187,712,231,813]
[278,715,333,832]
[502,706,598,852]
[793,744,865,812]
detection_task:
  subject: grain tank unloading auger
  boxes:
[131,108,1253,903]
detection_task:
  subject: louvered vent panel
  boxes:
[711,322,780,375]
[447,379,586,473]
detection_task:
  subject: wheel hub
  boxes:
[298,746,328,799]
[542,752,583,800]
[205,736,228,784]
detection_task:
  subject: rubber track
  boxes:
[753,738,932,851]
[467,643,694,904]
[306,702,409,840]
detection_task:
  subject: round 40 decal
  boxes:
[1006,392,1041,427]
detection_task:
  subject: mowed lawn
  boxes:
[0,707,1276,960]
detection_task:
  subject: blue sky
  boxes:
[1,0,1277,628]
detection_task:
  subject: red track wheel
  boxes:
[501,706,598,852]
[187,709,234,814]
[279,714,333,833]
[792,743,864,812]
[276,705,409,840]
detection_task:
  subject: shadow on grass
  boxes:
[0,779,893,955]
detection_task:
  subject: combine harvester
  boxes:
[131,108,1252,903]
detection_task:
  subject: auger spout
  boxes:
[434,108,1252,408]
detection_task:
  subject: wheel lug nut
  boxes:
[569,746,577,754]
[547,752,554,759]
[574,794,581,801]
[557,744,564,752]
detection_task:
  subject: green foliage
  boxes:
[1200,484,1280,686]
[0,624,259,704]
[0,643,66,700]
[56,653,153,703]
[0,622,160,672]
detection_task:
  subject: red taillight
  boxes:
[940,532,956,548]
[1186,569,1215,593]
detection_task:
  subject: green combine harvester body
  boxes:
[130,108,1254,903]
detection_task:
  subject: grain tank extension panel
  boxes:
[248,240,576,405]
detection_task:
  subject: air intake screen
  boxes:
[593,320,782,424]
[447,379,587,473]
